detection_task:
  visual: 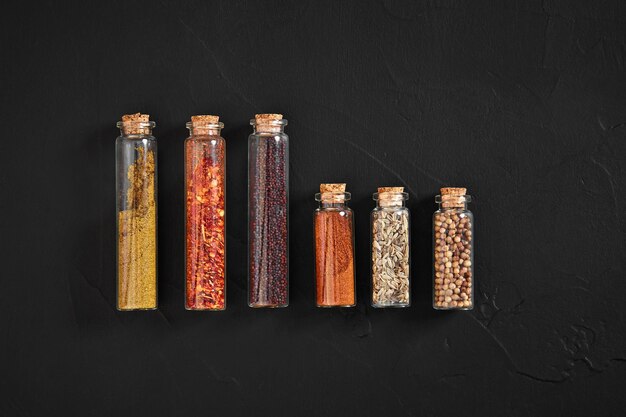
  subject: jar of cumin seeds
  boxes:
[433,187,474,310]
[371,187,410,308]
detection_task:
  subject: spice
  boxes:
[433,187,473,310]
[117,113,157,310]
[371,187,410,307]
[248,114,289,307]
[314,183,356,307]
[185,115,226,310]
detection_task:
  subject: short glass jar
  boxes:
[314,183,356,307]
[371,187,410,307]
[433,187,474,310]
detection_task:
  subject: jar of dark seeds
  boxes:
[371,187,410,308]
[433,187,473,310]
[248,114,289,308]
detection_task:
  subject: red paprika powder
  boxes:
[314,183,356,307]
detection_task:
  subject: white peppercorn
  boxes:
[433,187,474,310]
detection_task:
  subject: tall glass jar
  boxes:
[433,187,474,310]
[248,114,289,308]
[371,187,410,307]
[314,183,356,307]
[116,113,157,311]
[184,115,226,310]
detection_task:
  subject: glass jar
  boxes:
[314,184,356,307]
[248,114,289,308]
[116,113,157,311]
[184,115,226,310]
[371,187,410,307]
[433,187,474,310]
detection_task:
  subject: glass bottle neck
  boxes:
[376,200,406,208]
[251,118,287,134]
[188,128,222,137]
[437,202,468,211]
[117,121,155,137]
[119,129,153,138]
[253,125,285,134]
[436,194,471,210]
[374,192,408,208]
[319,201,348,209]
[186,121,223,137]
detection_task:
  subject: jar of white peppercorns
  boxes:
[433,187,473,310]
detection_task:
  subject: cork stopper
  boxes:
[378,187,404,194]
[320,183,346,193]
[441,187,466,196]
[254,113,285,133]
[189,114,221,135]
[376,186,407,207]
[120,113,152,135]
[255,113,283,122]
[319,183,348,203]
[191,115,219,124]
[440,187,468,208]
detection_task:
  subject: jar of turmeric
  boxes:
[115,113,158,311]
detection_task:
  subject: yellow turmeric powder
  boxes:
[117,147,157,310]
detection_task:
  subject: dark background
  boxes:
[1,0,625,416]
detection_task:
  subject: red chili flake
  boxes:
[185,141,226,310]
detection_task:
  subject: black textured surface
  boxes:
[1,1,625,416]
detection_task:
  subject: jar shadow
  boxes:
[68,125,119,330]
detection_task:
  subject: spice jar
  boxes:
[371,187,410,307]
[248,114,289,308]
[314,183,356,307]
[433,187,474,310]
[184,115,226,310]
[116,113,157,311]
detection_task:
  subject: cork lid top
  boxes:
[378,186,404,193]
[255,113,283,122]
[191,115,220,124]
[118,113,154,135]
[122,113,150,123]
[440,187,467,196]
[374,186,408,206]
[438,187,470,208]
[251,113,287,132]
[317,183,350,203]
[320,183,346,193]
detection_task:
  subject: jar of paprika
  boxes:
[314,183,356,307]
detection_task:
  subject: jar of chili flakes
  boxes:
[185,115,226,310]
